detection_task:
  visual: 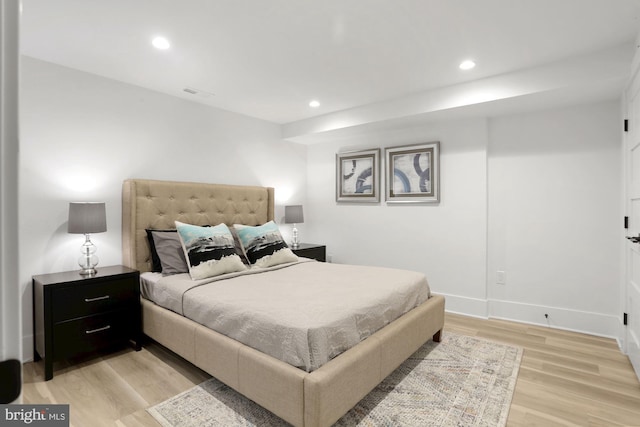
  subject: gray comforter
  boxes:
[142,260,430,371]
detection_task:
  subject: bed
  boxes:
[122,178,445,427]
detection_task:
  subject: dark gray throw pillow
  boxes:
[150,230,189,275]
[146,228,174,272]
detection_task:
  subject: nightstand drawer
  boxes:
[53,310,132,359]
[51,278,137,322]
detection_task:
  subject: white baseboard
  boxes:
[439,293,622,342]
[439,292,488,318]
[488,299,621,341]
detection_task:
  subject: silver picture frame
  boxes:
[336,149,381,203]
[385,142,440,203]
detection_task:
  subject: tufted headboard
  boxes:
[122,179,275,272]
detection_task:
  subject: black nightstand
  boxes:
[32,265,141,380]
[291,243,326,262]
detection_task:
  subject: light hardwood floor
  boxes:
[22,313,640,426]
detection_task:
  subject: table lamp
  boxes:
[284,205,304,249]
[68,202,107,275]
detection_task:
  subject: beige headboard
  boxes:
[122,179,275,272]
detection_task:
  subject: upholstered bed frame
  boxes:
[122,178,445,427]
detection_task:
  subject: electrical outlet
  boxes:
[496,270,506,285]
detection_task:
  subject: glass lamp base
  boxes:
[78,234,99,276]
[291,225,300,249]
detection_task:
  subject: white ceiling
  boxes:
[20,0,640,132]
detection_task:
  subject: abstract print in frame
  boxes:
[386,142,440,203]
[336,149,380,202]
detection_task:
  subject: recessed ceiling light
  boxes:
[309,100,320,108]
[459,60,476,70]
[152,36,171,50]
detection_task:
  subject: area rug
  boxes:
[148,333,522,427]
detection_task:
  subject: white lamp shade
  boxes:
[68,202,107,234]
[285,205,304,224]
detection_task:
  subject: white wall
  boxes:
[305,119,489,315]
[305,101,622,338]
[487,101,622,337]
[19,57,307,360]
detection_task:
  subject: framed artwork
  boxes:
[385,142,440,203]
[336,149,380,202]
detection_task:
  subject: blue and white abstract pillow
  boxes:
[175,221,247,280]
[234,221,298,268]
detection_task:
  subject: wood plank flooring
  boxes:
[21,313,640,426]
[446,313,640,427]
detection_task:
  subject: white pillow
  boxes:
[234,221,298,268]
[175,221,247,280]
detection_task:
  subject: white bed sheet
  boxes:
[140,261,430,371]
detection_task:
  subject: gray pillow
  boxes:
[150,231,189,275]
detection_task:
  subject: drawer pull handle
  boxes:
[85,325,111,334]
[84,295,110,303]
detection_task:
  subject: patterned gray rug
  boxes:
[148,333,522,426]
